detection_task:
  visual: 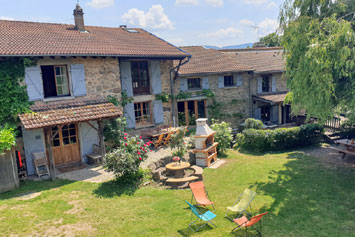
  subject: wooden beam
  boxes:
[184,101,189,126]
[50,125,62,141]
[85,121,98,131]
[194,100,198,120]
[97,120,106,161]
[44,127,56,181]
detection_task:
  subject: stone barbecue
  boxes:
[193,118,218,167]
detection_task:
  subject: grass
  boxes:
[1,149,355,236]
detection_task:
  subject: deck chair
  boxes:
[225,188,256,221]
[163,131,175,145]
[154,133,166,148]
[185,201,217,232]
[232,212,268,236]
[189,181,215,209]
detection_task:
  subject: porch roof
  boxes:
[252,92,288,104]
[19,96,122,130]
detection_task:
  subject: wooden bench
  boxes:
[166,176,199,189]
[86,144,102,165]
[32,152,49,178]
[191,165,203,181]
[329,146,355,159]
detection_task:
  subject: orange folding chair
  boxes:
[189,181,215,209]
[163,131,175,145]
[232,212,268,236]
[154,133,166,148]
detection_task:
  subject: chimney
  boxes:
[73,4,85,32]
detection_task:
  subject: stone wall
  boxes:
[175,72,251,128]
[160,60,173,126]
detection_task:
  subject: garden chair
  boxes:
[225,188,256,221]
[154,133,166,148]
[231,212,268,236]
[189,181,215,209]
[185,200,217,232]
[163,130,175,145]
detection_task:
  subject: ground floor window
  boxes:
[51,124,77,147]
[177,100,206,126]
[134,101,152,126]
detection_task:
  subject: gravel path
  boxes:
[57,165,114,183]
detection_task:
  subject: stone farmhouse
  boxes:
[0,4,189,176]
[0,4,291,177]
[174,46,291,128]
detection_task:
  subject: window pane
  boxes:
[70,137,77,144]
[62,129,69,137]
[69,129,76,136]
[63,138,69,145]
[188,78,201,90]
[53,139,60,147]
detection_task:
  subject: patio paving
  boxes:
[57,165,114,183]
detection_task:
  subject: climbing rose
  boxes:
[124,133,128,136]
[124,137,127,140]
[139,157,142,160]
[138,152,141,155]
[139,136,142,139]
[125,143,128,146]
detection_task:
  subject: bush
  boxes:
[211,120,233,155]
[0,127,16,153]
[169,127,187,158]
[244,118,264,130]
[235,123,324,152]
[103,117,127,150]
[338,120,355,139]
[104,134,151,179]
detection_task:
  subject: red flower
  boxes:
[183,142,186,144]
[150,150,153,152]
[125,143,128,146]
[145,150,148,153]
[139,157,142,161]
[124,137,127,140]
[139,136,142,139]
[124,133,128,136]
[137,152,141,155]
[144,144,147,147]
[136,142,140,145]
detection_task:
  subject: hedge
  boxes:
[235,123,324,152]
[0,127,16,153]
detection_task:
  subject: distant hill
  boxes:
[204,43,253,50]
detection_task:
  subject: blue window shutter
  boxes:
[153,100,164,124]
[202,77,209,89]
[257,77,262,93]
[150,60,162,94]
[218,76,224,88]
[120,60,133,97]
[272,76,276,92]
[124,103,135,128]
[25,66,43,101]
[236,74,243,86]
[180,78,188,92]
[255,108,261,120]
[70,64,86,97]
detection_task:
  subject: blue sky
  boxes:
[0,0,284,47]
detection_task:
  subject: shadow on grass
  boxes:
[177,224,213,236]
[237,144,323,157]
[93,178,140,198]
[249,151,355,236]
[0,179,74,201]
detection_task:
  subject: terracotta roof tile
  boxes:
[221,48,285,73]
[253,92,288,104]
[176,46,253,76]
[0,20,188,59]
[19,96,122,129]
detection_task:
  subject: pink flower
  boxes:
[125,143,128,146]
[137,142,140,145]
[124,133,128,136]
[124,137,127,140]
[139,136,142,139]
[183,142,186,144]
[137,152,141,155]
[139,157,142,161]
[150,150,153,152]
[145,150,148,153]
[144,144,147,147]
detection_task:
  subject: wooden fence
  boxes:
[0,149,20,193]
[324,117,342,133]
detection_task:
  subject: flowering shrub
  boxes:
[104,133,151,179]
[103,117,127,150]
[169,127,187,158]
[211,120,233,155]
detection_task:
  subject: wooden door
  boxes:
[51,124,81,166]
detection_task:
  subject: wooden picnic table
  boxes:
[333,139,355,159]
[142,127,180,140]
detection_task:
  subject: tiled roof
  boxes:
[219,47,283,52]
[252,92,288,104]
[0,20,188,59]
[221,47,285,73]
[176,46,253,76]
[19,96,122,129]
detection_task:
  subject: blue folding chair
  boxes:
[185,200,217,232]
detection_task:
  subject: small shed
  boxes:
[0,149,20,193]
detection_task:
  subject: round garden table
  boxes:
[165,162,190,178]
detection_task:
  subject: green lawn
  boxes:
[1,150,355,236]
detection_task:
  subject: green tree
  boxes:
[260,32,281,47]
[280,0,355,122]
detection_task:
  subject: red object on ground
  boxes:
[18,151,23,168]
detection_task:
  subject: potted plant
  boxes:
[169,127,187,161]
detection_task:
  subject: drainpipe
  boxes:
[170,56,191,127]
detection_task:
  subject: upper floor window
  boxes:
[187,78,201,90]
[41,65,70,98]
[224,75,236,87]
[262,75,270,93]
[131,61,150,95]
